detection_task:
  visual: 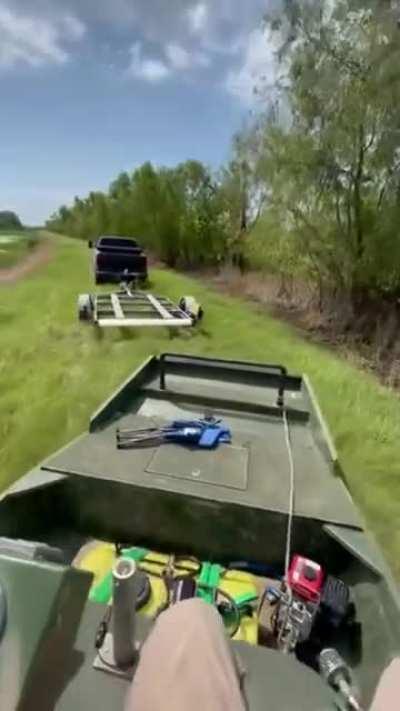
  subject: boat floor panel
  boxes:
[146,443,249,490]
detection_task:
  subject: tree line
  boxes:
[48,0,400,318]
[0,211,23,231]
[47,159,254,269]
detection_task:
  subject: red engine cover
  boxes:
[288,555,324,602]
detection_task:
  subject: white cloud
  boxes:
[165,43,190,71]
[225,28,278,106]
[127,40,211,84]
[62,15,86,41]
[3,0,278,104]
[187,2,208,34]
[165,42,210,71]
[0,3,85,69]
[128,42,170,82]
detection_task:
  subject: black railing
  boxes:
[159,353,301,408]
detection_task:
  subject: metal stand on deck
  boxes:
[93,558,140,679]
[78,282,203,329]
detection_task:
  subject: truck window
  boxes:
[99,237,138,248]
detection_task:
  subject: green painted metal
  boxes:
[234,591,259,608]
[0,554,92,710]
[41,411,360,529]
[197,562,223,604]
[0,352,399,710]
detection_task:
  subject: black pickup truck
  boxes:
[89,235,148,285]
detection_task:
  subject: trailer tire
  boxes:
[78,294,94,322]
[179,296,203,324]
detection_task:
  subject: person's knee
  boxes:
[162,597,220,627]
[370,658,400,711]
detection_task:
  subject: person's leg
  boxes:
[370,658,400,711]
[125,598,246,711]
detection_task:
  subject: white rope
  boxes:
[283,408,295,579]
[258,407,296,635]
[274,408,296,652]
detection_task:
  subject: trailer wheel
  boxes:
[179,296,203,324]
[78,294,94,322]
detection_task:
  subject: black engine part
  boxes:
[169,576,196,604]
[321,576,351,628]
[135,571,152,610]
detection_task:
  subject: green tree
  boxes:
[0,211,23,230]
[255,0,400,310]
[47,159,231,268]
[219,129,266,272]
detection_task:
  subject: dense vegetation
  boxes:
[48,1,400,324]
[47,161,246,269]
[0,211,23,231]
[250,1,400,317]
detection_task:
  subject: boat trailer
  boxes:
[78,283,203,329]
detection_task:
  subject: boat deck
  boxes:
[42,374,360,529]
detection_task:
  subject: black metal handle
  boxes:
[159,353,292,407]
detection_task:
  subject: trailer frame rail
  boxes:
[78,285,196,328]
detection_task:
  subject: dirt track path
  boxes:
[0,238,54,285]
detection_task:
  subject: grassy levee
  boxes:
[1,234,400,576]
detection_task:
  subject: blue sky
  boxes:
[0,1,277,224]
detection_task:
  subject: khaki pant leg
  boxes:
[125,598,246,711]
[370,659,400,711]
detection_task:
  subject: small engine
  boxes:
[288,555,324,603]
[275,592,319,652]
[274,555,352,654]
[275,555,324,653]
